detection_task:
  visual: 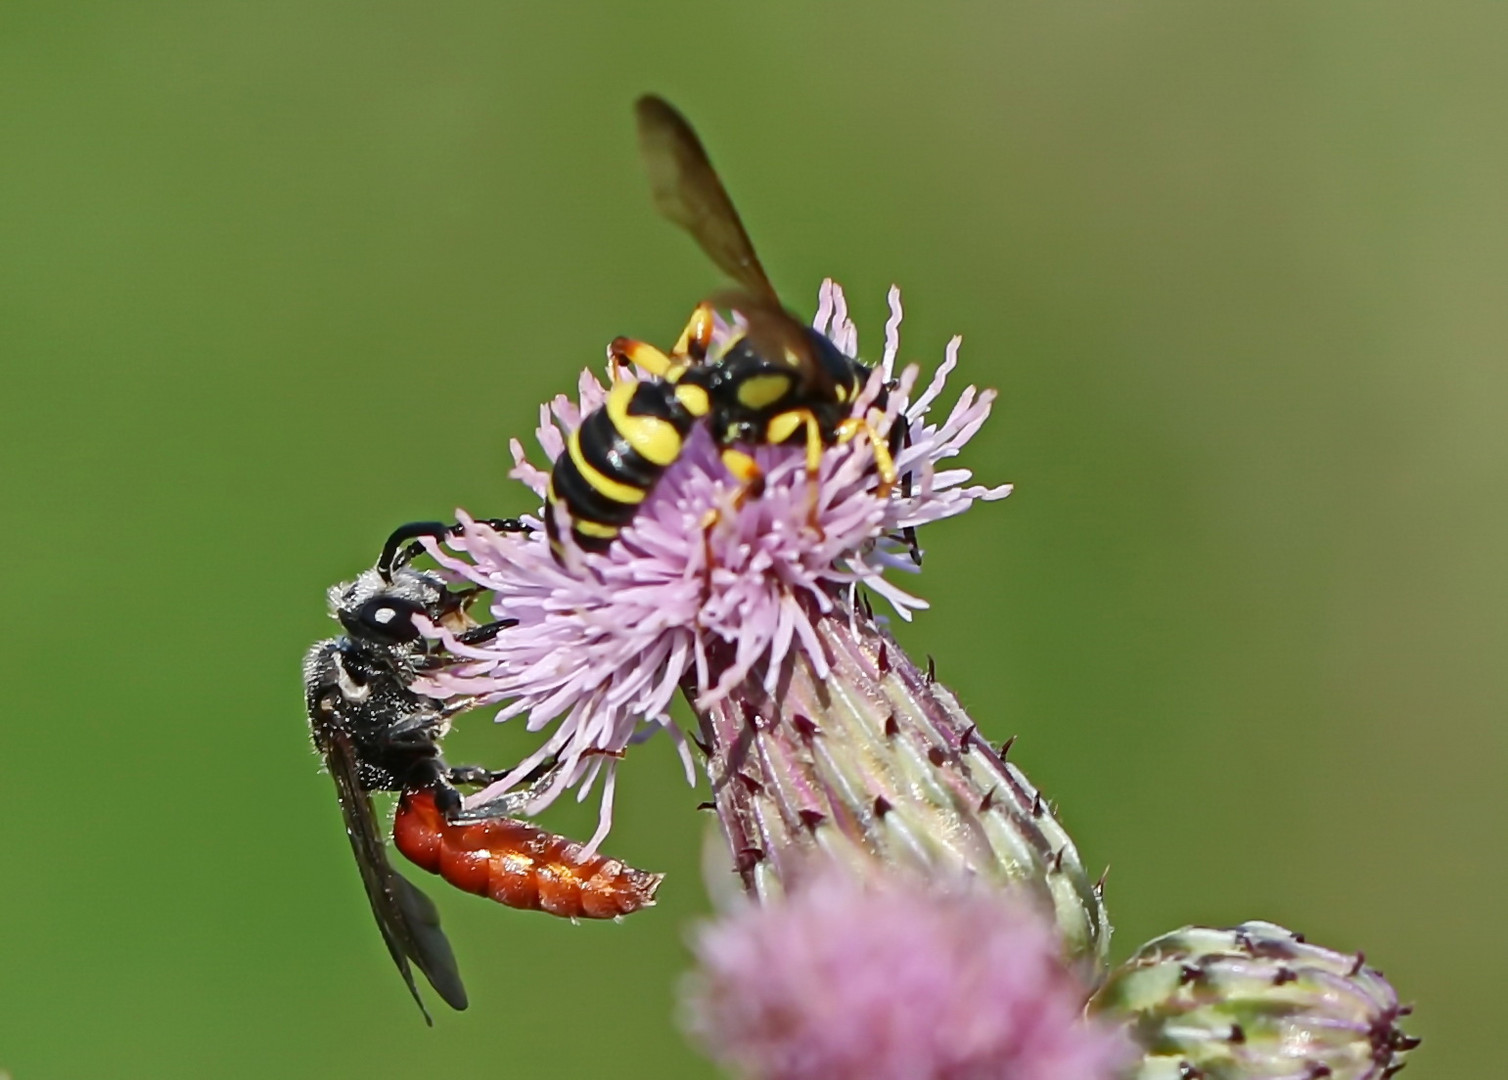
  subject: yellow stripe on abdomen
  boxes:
[606,380,684,466]
[572,519,621,540]
[566,429,647,506]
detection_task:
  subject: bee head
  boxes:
[330,568,449,646]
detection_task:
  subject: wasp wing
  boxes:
[635,94,778,304]
[710,288,841,397]
[314,723,468,1022]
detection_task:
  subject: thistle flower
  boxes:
[1089,921,1419,1080]
[414,280,1106,965]
[682,869,1133,1080]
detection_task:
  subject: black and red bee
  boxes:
[305,521,662,1022]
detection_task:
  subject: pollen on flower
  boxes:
[413,281,1009,855]
[681,870,1132,1080]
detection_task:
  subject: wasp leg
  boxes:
[887,416,922,565]
[835,416,899,498]
[379,518,532,580]
[697,506,721,592]
[720,447,765,500]
[851,411,920,563]
[762,409,828,533]
[610,336,674,378]
[696,451,763,588]
[671,301,716,363]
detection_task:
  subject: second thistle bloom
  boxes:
[684,870,1131,1080]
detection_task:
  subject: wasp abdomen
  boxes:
[393,790,663,919]
[547,376,706,552]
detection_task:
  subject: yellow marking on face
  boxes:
[833,384,849,403]
[736,373,793,411]
[567,427,646,505]
[765,410,805,445]
[675,382,710,417]
[606,380,683,466]
[720,448,762,483]
[573,519,620,540]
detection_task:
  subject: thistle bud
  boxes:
[1090,921,1419,1080]
[694,602,1112,976]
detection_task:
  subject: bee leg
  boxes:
[450,788,535,821]
[445,764,496,787]
[378,518,532,580]
[409,610,512,667]
[447,753,561,791]
[434,695,482,721]
[455,617,518,646]
[446,752,571,822]
[610,336,674,378]
[430,782,467,817]
[403,756,468,816]
[671,301,717,362]
[474,517,534,535]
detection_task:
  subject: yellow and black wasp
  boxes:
[546,95,909,557]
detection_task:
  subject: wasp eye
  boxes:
[345,597,425,644]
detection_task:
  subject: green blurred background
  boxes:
[2,2,1501,1076]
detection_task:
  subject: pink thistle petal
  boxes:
[422,282,1011,856]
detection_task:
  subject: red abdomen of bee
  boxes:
[392,790,663,919]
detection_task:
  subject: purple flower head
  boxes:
[413,281,1009,855]
[682,868,1133,1080]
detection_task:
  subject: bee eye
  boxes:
[345,597,425,644]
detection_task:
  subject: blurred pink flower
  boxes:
[682,869,1132,1080]
[414,281,1010,855]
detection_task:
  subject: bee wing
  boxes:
[635,95,779,304]
[314,723,468,1021]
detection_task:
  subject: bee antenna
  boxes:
[378,521,452,581]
